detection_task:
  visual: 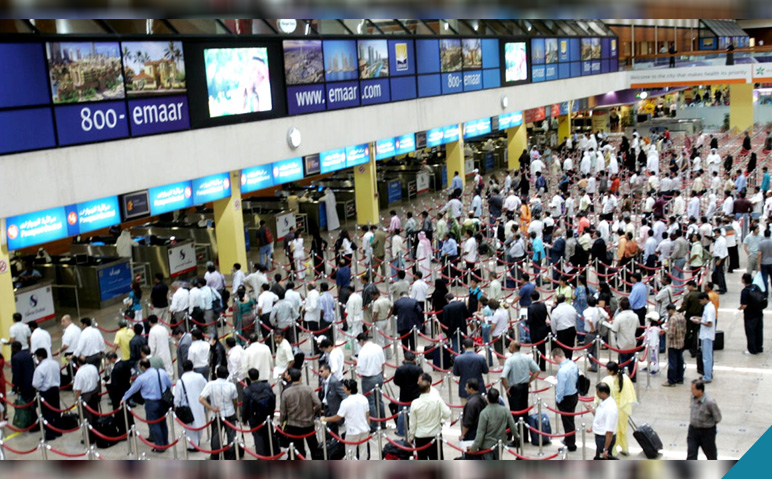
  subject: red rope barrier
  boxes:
[174,415,215,431]
[47,446,88,458]
[274,426,317,439]
[43,420,81,435]
[83,402,122,418]
[544,405,593,417]
[137,433,181,450]
[383,435,436,452]
[41,399,77,413]
[4,418,41,433]
[129,408,169,424]
[223,418,265,433]
[505,447,560,460]
[240,444,286,460]
[327,429,373,445]
[88,424,129,442]
[1,443,39,455]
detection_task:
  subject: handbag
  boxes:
[157,369,174,410]
[175,379,195,424]
[124,306,135,319]
[12,396,35,430]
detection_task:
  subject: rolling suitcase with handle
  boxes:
[629,416,662,459]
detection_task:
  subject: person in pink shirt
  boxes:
[388,210,401,233]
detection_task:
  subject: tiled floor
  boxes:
[2,186,768,461]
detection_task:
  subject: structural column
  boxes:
[729,83,754,132]
[354,144,380,226]
[213,171,248,275]
[446,127,465,188]
[0,242,15,356]
[557,114,571,144]
[506,123,528,171]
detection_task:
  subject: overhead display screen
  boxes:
[46,41,125,104]
[418,38,501,97]
[203,47,273,118]
[67,196,121,235]
[148,181,193,216]
[5,207,69,251]
[272,157,304,184]
[241,164,274,193]
[504,42,528,84]
[0,108,56,155]
[358,39,389,78]
[192,173,231,205]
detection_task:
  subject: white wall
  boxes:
[1,71,631,218]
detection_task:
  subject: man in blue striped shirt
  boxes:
[628,272,649,333]
[121,359,172,451]
[552,347,578,452]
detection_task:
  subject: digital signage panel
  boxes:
[0,43,50,109]
[531,39,545,65]
[283,40,324,85]
[481,39,500,69]
[54,101,130,146]
[148,181,193,216]
[545,63,558,82]
[545,39,558,64]
[319,148,347,174]
[417,74,441,98]
[46,41,124,104]
[462,39,482,69]
[376,137,395,160]
[358,39,389,79]
[6,207,69,251]
[440,39,462,73]
[416,39,440,74]
[359,78,390,106]
[128,95,190,137]
[390,76,417,101]
[389,40,415,76]
[443,124,460,143]
[497,111,523,130]
[272,157,303,184]
[69,196,121,235]
[192,173,231,205]
[559,39,570,63]
[120,190,150,221]
[425,127,444,148]
[241,165,273,193]
[326,80,360,110]
[323,40,358,82]
[121,41,186,97]
[304,154,320,177]
[203,47,273,118]
[463,118,491,139]
[0,108,56,155]
[394,133,415,156]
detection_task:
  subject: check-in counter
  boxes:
[14,281,56,323]
[30,256,133,310]
[131,223,217,268]
[242,198,295,245]
[131,238,197,283]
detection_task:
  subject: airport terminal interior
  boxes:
[0,18,771,462]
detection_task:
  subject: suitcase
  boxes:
[629,417,662,459]
[426,345,453,370]
[312,437,345,460]
[90,416,126,448]
[58,412,80,430]
[714,330,724,351]
[382,439,414,460]
[527,412,552,446]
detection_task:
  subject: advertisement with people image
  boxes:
[204,47,272,118]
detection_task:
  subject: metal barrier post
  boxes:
[78,398,87,447]
[581,422,586,460]
[446,373,452,404]
[83,419,93,459]
[267,417,275,457]
[40,440,48,460]
[168,411,178,460]
[289,442,297,460]
[378,429,384,460]
[321,420,329,460]
[131,424,140,460]
[123,403,133,456]
[216,415,223,461]
[35,393,47,449]
[547,335,554,376]
[375,385,382,426]
[439,339,445,371]
[183,434,190,460]
[646,348,652,389]
[497,439,503,461]
[304,361,310,386]
[634,353,641,399]
[536,398,544,456]
[412,326,419,357]
[517,417,525,455]
[436,433,442,459]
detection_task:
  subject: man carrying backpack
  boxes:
[739,273,766,355]
[241,368,276,456]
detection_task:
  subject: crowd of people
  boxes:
[5,126,769,461]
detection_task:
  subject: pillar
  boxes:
[446,128,465,187]
[0,242,15,356]
[213,170,248,274]
[354,144,380,226]
[557,114,571,144]
[506,123,528,171]
[729,83,754,132]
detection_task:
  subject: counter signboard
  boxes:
[5,207,68,251]
[394,133,415,156]
[120,190,150,221]
[241,165,274,193]
[275,211,296,239]
[14,283,55,323]
[304,154,321,176]
[272,157,304,184]
[98,260,133,302]
[168,241,197,277]
[148,181,193,216]
[375,138,396,161]
[497,111,523,130]
[192,173,231,205]
[416,172,430,194]
[387,179,402,203]
[67,196,121,235]
[425,127,444,148]
[319,148,347,174]
[463,117,491,139]
[346,143,370,168]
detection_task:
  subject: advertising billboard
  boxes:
[203,47,273,118]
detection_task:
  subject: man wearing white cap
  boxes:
[644,311,662,374]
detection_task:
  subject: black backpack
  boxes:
[748,284,768,310]
[577,374,591,397]
[248,390,276,425]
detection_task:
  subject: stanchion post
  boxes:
[267,416,275,457]
[378,429,384,460]
[634,352,641,399]
[122,403,133,456]
[446,373,452,404]
[375,385,382,426]
[304,361,310,386]
[131,424,140,460]
[216,415,223,461]
[183,433,190,460]
[436,433,442,460]
[581,422,586,460]
[168,410,178,460]
[40,440,48,460]
[517,417,525,455]
[83,419,93,459]
[536,397,544,456]
[321,420,329,460]
[646,348,652,389]
[439,339,445,372]
[78,398,87,448]
[289,442,297,460]
[412,326,419,357]
[35,393,47,449]
[497,438,503,460]
[547,335,554,376]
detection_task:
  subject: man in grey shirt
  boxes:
[670,231,690,293]
[744,224,762,276]
[500,341,540,425]
[757,229,772,297]
[270,296,299,345]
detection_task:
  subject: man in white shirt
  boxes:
[147,315,173,376]
[602,298,639,381]
[323,379,371,460]
[32,348,62,440]
[563,156,573,173]
[503,192,520,215]
[188,280,204,319]
[693,293,717,382]
[356,333,386,433]
[531,157,545,178]
[672,191,686,218]
[59,314,81,357]
[168,282,190,325]
[273,330,294,381]
[244,332,273,384]
[722,193,734,217]
[712,228,728,294]
[551,193,565,218]
[463,229,478,266]
[188,329,211,378]
[72,317,105,369]
[257,284,279,328]
[73,355,101,424]
[199,366,239,460]
[8,312,31,350]
[705,148,721,176]
[284,282,303,313]
[409,372,451,459]
[231,263,246,294]
[303,282,321,353]
[28,322,52,362]
[225,336,246,385]
[244,265,268,301]
[586,382,619,459]
[410,274,429,306]
[550,295,578,359]
[687,193,701,220]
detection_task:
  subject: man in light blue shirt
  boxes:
[531,232,545,287]
[449,171,463,194]
[628,272,649,327]
[121,359,172,449]
[471,192,483,219]
[735,170,747,194]
[552,347,579,451]
[761,167,770,193]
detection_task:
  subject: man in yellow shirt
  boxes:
[705,282,719,312]
[112,318,135,362]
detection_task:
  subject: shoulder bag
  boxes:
[175,378,195,424]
